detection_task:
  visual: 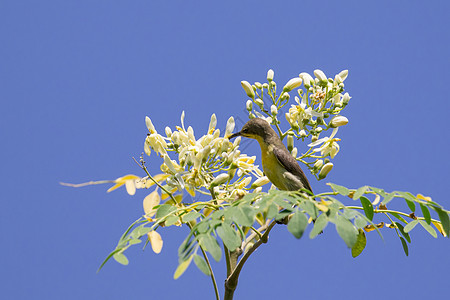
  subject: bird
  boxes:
[228,118,312,193]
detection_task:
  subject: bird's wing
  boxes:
[272,146,313,192]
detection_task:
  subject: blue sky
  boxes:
[1,1,449,299]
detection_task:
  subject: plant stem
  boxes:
[223,220,277,300]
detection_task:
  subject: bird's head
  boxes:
[228,118,275,142]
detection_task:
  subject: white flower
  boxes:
[146,134,168,156]
[225,116,235,137]
[299,72,314,88]
[338,70,349,81]
[208,114,217,134]
[308,128,341,158]
[210,173,230,187]
[251,176,270,188]
[145,116,156,134]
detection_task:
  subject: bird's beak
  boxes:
[228,132,241,139]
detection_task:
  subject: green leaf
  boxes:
[232,205,255,227]
[182,211,201,223]
[309,214,328,239]
[351,229,366,258]
[403,219,419,233]
[419,220,437,238]
[272,197,293,209]
[335,215,358,248]
[266,203,278,219]
[287,211,308,239]
[198,234,222,261]
[155,204,177,219]
[174,256,193,279]
[397,191,416,212]
[97,248,122,272]
[216,224,241,251]
[360,196,374,221]
[299,200,318,219]
[390,212,408,224]
[165,215,180,226]
[353,186,368,200]
[113,252,129,265]
[354,215,367,228]
[369,186,385,196]
[433,207,450,237]
[420,204,431,224]
[327,183,350,196]
[395,222,411,243]
[381,193,395,205]
[400,237,409,256]
[193,254,211,276]
[128,239,142,245]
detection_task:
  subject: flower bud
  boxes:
[249,112,256,119]
[342,92,351,105]
[287,134,294,152]
[262,83,269,89]
[267,69,274,81]
[281,92,290,101]
[210,173,230,187]
[255,98,264,108]
[314,69,327,83]
[338,70,349,81]
[291,147,298,158]
[251,176,270,189]
[145,116,156,133]
[241,80,255,99]
[283,77,302,92]
[246,100,253,111]
[254,82,262,89]
[315,127,323,133]
[165,126,172,138]
[330,116,349,128]
[334,75,343,84]
[319,162,333,179]
[299,73,314,88]
[270,105,278,116]
[299,130,307,138]
[314,159,324,170]
[171,131,180,146]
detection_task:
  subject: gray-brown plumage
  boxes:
[229,118,312,193]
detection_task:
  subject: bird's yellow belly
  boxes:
[261,146,289,190]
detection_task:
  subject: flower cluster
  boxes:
[143,112,267,200]
[242,69,352,180]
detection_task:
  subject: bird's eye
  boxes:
[242,128,249,133]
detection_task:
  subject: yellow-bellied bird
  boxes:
[229,118,312,193]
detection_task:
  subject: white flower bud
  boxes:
[299,130,307,138]
[314,159,324,170]
[254,82,262,89]
[251,176,270,188]
[314,69,327,83]
[287,134,294,152]
[254,187,262,193]
[225,116,235,137]
[246,100,253,111]
[319,162,333,179]
[299,72,314,88]
[270,105,278,116]
[145,116,156,133]
[334,75,343,84]
[291,147,298,158]
[165,126,172,138]
[262,83,269,89]
[330,116,349,128]
[255,98,264,108]
[283,77,302,92]
[342,92,351,105]
[210,173,230,187]
[171,131,180,145]
[315,127,323,133]
[241,80,255,99]
[267,69,274,81]
[338,70,349,81]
